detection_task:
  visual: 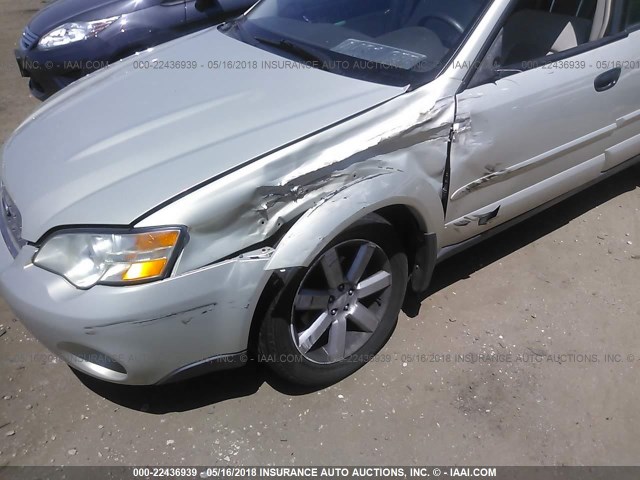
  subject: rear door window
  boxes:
[625,0,640,28]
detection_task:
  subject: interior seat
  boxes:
[502,9,593,65]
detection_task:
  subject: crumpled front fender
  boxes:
[266,168,445,270]
[138,78,457,276]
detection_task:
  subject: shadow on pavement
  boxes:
[426,165,640,298]
[75,165,640,413]
[73,360,321,414]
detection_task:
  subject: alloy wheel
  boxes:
[290,239,393,364]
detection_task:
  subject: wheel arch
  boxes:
[247,173,445,352]
[247,201,440,355]
[264,171,444,273]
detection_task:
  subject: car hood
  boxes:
[2,28,406,242]
[28,0,161,36]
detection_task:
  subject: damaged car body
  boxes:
[1,0,639,386]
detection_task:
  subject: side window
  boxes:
[499,0,600,67]
[468,0,612,86]
[625,0,640,28]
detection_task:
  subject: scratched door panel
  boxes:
[444,37,639,240]
[601,31,640,171]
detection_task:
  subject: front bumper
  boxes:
[0,243,273,385]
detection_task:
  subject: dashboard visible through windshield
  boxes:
[225,0,490,86]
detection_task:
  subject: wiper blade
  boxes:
[253,36,329,70]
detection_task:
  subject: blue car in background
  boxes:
[15,0,254,100]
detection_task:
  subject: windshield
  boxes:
[226,0,490,87]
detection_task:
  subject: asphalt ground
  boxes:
[0,0,639,467]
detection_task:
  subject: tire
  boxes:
[258,214,408,387]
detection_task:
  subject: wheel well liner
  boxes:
[248,204,437,353]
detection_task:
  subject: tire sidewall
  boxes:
[259,216,408,387]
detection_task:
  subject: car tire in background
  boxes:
[258,214,408,387]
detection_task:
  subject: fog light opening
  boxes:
[58,342,127,380]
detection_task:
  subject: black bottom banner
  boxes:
[1,466,639,480]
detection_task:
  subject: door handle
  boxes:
[594,68,621,92]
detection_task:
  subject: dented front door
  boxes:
[443,40,636,242]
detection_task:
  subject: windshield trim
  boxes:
[425,0,496,91]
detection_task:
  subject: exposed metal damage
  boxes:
[448,93,499,203]
[453,206,501,227]
[442,88,505,239]
[16,77,501,361]
[138,79,460,274]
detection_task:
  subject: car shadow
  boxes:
[72,360,320,414]
[424,165,640,299]
[75,166,640,413]
[73,363,263,414]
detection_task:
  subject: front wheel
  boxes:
[258,215,408,387]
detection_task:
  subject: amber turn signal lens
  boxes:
[122,258,168,281]
[134,230,180,251]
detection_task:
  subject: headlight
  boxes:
[33,227,187,289]
[38,16,120,50]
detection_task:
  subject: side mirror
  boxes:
[467,58,523,89]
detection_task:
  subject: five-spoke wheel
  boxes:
[292,240,393,364]
[258,214,408,387]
